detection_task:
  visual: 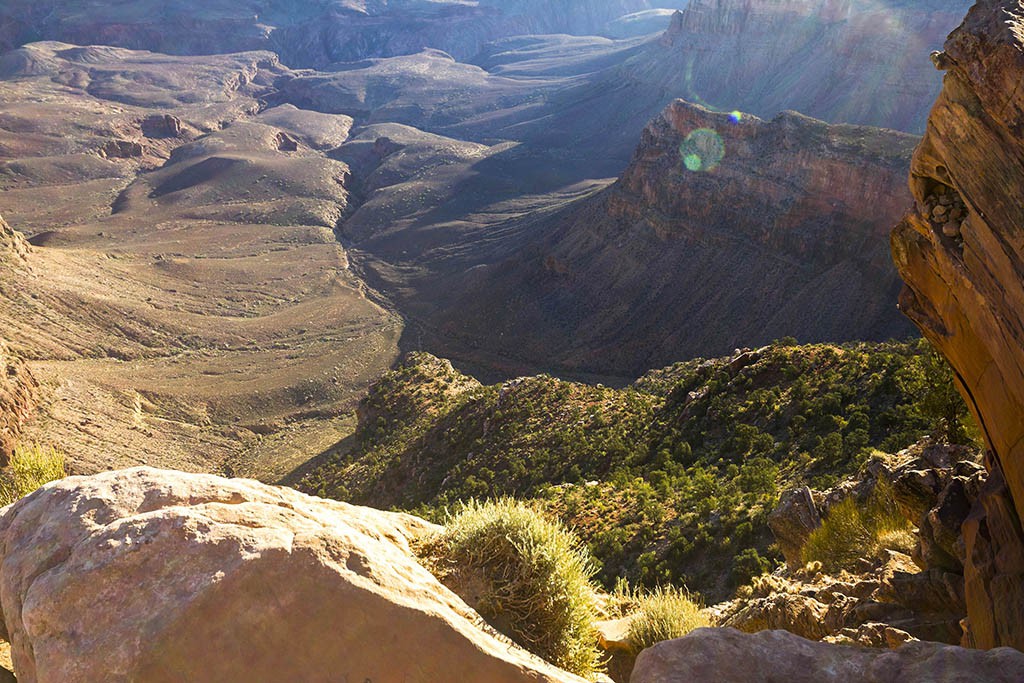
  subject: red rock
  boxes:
[890,0,1024,650]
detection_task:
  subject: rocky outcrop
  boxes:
[0,215,29,266]
[767,487,820,569]
[0,340,36,464]
[890,0,1024,650]
[0,467,584,682]
[0,216,36,462]
[630,627,1024,683]
[725,444,984,646]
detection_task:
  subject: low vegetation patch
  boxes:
[303,338,975,601]
[0,443,67,506]
[801,482,913,572]
[424,499,603,678]
[625,585,710,654]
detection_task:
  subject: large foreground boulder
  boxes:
[0,467,584,683]
[630,628,1024,682]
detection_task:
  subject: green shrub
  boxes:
[0,443,67,506]
[626,585,710,653]
[800,481,910,572]
[429,499,603,678]
[731,547,770,586]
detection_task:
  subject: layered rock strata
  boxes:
[429,99,917,376]
[890,0,1024,650]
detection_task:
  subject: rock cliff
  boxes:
[0,0,680,67]
[655,0,970,133]
[421,99,917,377]
[890,0,1024,650]
[0,215,36,462]
[0,467,585,682]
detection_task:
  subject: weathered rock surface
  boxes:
[890,0,1024,650]
[0,215,36,462]
[768,486,820,569]
[725,443,983,646]
[0,216,28,266]
[0,467,584,683]
[630,627,1024,683]
[0,339,35,464]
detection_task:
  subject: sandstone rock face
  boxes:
[0,467,584,683]
[630,627,1024,683]
[890,0,1024,650]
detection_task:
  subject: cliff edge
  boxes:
[891,0,1024,650]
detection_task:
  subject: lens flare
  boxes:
[729,110,743,123]
[679,128,725,172]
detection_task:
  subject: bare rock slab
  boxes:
[630,628,1024,683]
[0,467,584,683]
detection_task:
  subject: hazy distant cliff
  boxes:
[0,0,683,67]
[654,0,970,133]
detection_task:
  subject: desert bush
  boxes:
[800,481,910,572]
[429,499,603,678]
[626,585,709,653]
[0,443,67,506]
[731,547,770,586]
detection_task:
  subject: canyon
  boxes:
[0,0,959,473]
[2,0,1023,680]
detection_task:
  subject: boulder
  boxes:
[140,114,182,138]
[722,593,831,641]
[630,627,1024,682]
[0,467,584,683]
[768,486,820,568]
[100,139,144,159]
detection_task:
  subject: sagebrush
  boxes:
[801,481,911,572]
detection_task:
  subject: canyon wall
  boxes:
[0,0,678,67]
[656,0,970,133]
[890,0,1024,650]
[423,99,916,378]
